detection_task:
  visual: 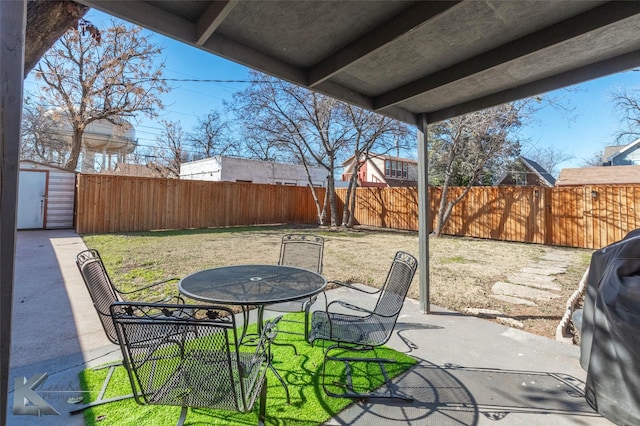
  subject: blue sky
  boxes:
[24,10,640,172]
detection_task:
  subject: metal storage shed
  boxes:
[18,160,75,230]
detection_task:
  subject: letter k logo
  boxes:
[13,373,59,416]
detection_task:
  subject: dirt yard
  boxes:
[82,224,593,341]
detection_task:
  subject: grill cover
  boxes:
[580,229,640,426]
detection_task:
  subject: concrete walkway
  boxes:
[7,230,613,425]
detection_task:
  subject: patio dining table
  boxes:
[178,264,327,403]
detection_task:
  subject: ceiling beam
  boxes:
[426,48,640,123]
[195,0,239,46]
[374,1,640,111]
[78,0,196,42]
[307,1,461,87]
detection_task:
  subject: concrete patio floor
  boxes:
[7,229,614,425]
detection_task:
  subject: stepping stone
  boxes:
[492,281,560,301]
[536,260,571,269]
[464,308,503,318]
[509,271,553,282]
[491,294,538,306]
[496,316,524,329]
[520,266,566,275]
[507,275,562,291]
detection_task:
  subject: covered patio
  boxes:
[3,1,640,424]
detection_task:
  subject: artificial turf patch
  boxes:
[78,312,417,425]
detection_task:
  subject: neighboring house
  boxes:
[342,153,418,187]
[556,165,640,186]
[180,156,327,187]
[495,156,555,187]
[603,138,640,166]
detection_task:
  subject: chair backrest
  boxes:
[278,234,324,274]
[76,249,120,344]
[110,302,269,414]
[372,251,418,335]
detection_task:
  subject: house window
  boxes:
[385,159,411,178]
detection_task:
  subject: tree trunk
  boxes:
[327,177,338,227]
[434,184,449,237]
[64,127,84,171]
[341,173,358,226]
[347,183,357,227]
[25,0,88,75]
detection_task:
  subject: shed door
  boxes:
[18,170,47,229]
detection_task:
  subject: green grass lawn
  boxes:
[79,313,417,425]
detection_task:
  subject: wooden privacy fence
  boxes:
[75,174,640,250]
[337,185,640,250]
[75,175,323,234]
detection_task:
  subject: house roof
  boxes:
[607,137,640,161]
[109,162,173,178]
[603,145,624,161]
[19,159,75,173]
[520,157,556,187]
[556,165,640,186]
[77,1,640,126]
[494,156,555,187]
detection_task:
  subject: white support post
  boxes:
[417,114,430,313]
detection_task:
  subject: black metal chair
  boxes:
[110,302,274,426]
[308,251,418,400]
[70,249,182,414]
[264,234,324,343]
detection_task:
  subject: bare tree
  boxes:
[582,150,606,167]
[154,120,191,177]
[339,106,413,227]
[612,86,640,143]
[429,102,524,237]
[230,71,413,227]
[231,71,343,226]
[190,111,234,160]
[32,19,168,171]
[20,95,71,165]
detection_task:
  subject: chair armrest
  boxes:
[327,299,375,315]
[328,280,381,294]
[117,277,180,295]
[327,300,399,318]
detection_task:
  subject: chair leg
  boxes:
[69,363,135,415]
[268,362,291,404]
[258,376,267,426]
[321,344,414,401]
[176,406,188,426]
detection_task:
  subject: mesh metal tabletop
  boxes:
[178,264,327,305]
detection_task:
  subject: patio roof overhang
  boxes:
[75,1,640,125]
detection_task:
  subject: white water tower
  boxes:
[47,110,137,172]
